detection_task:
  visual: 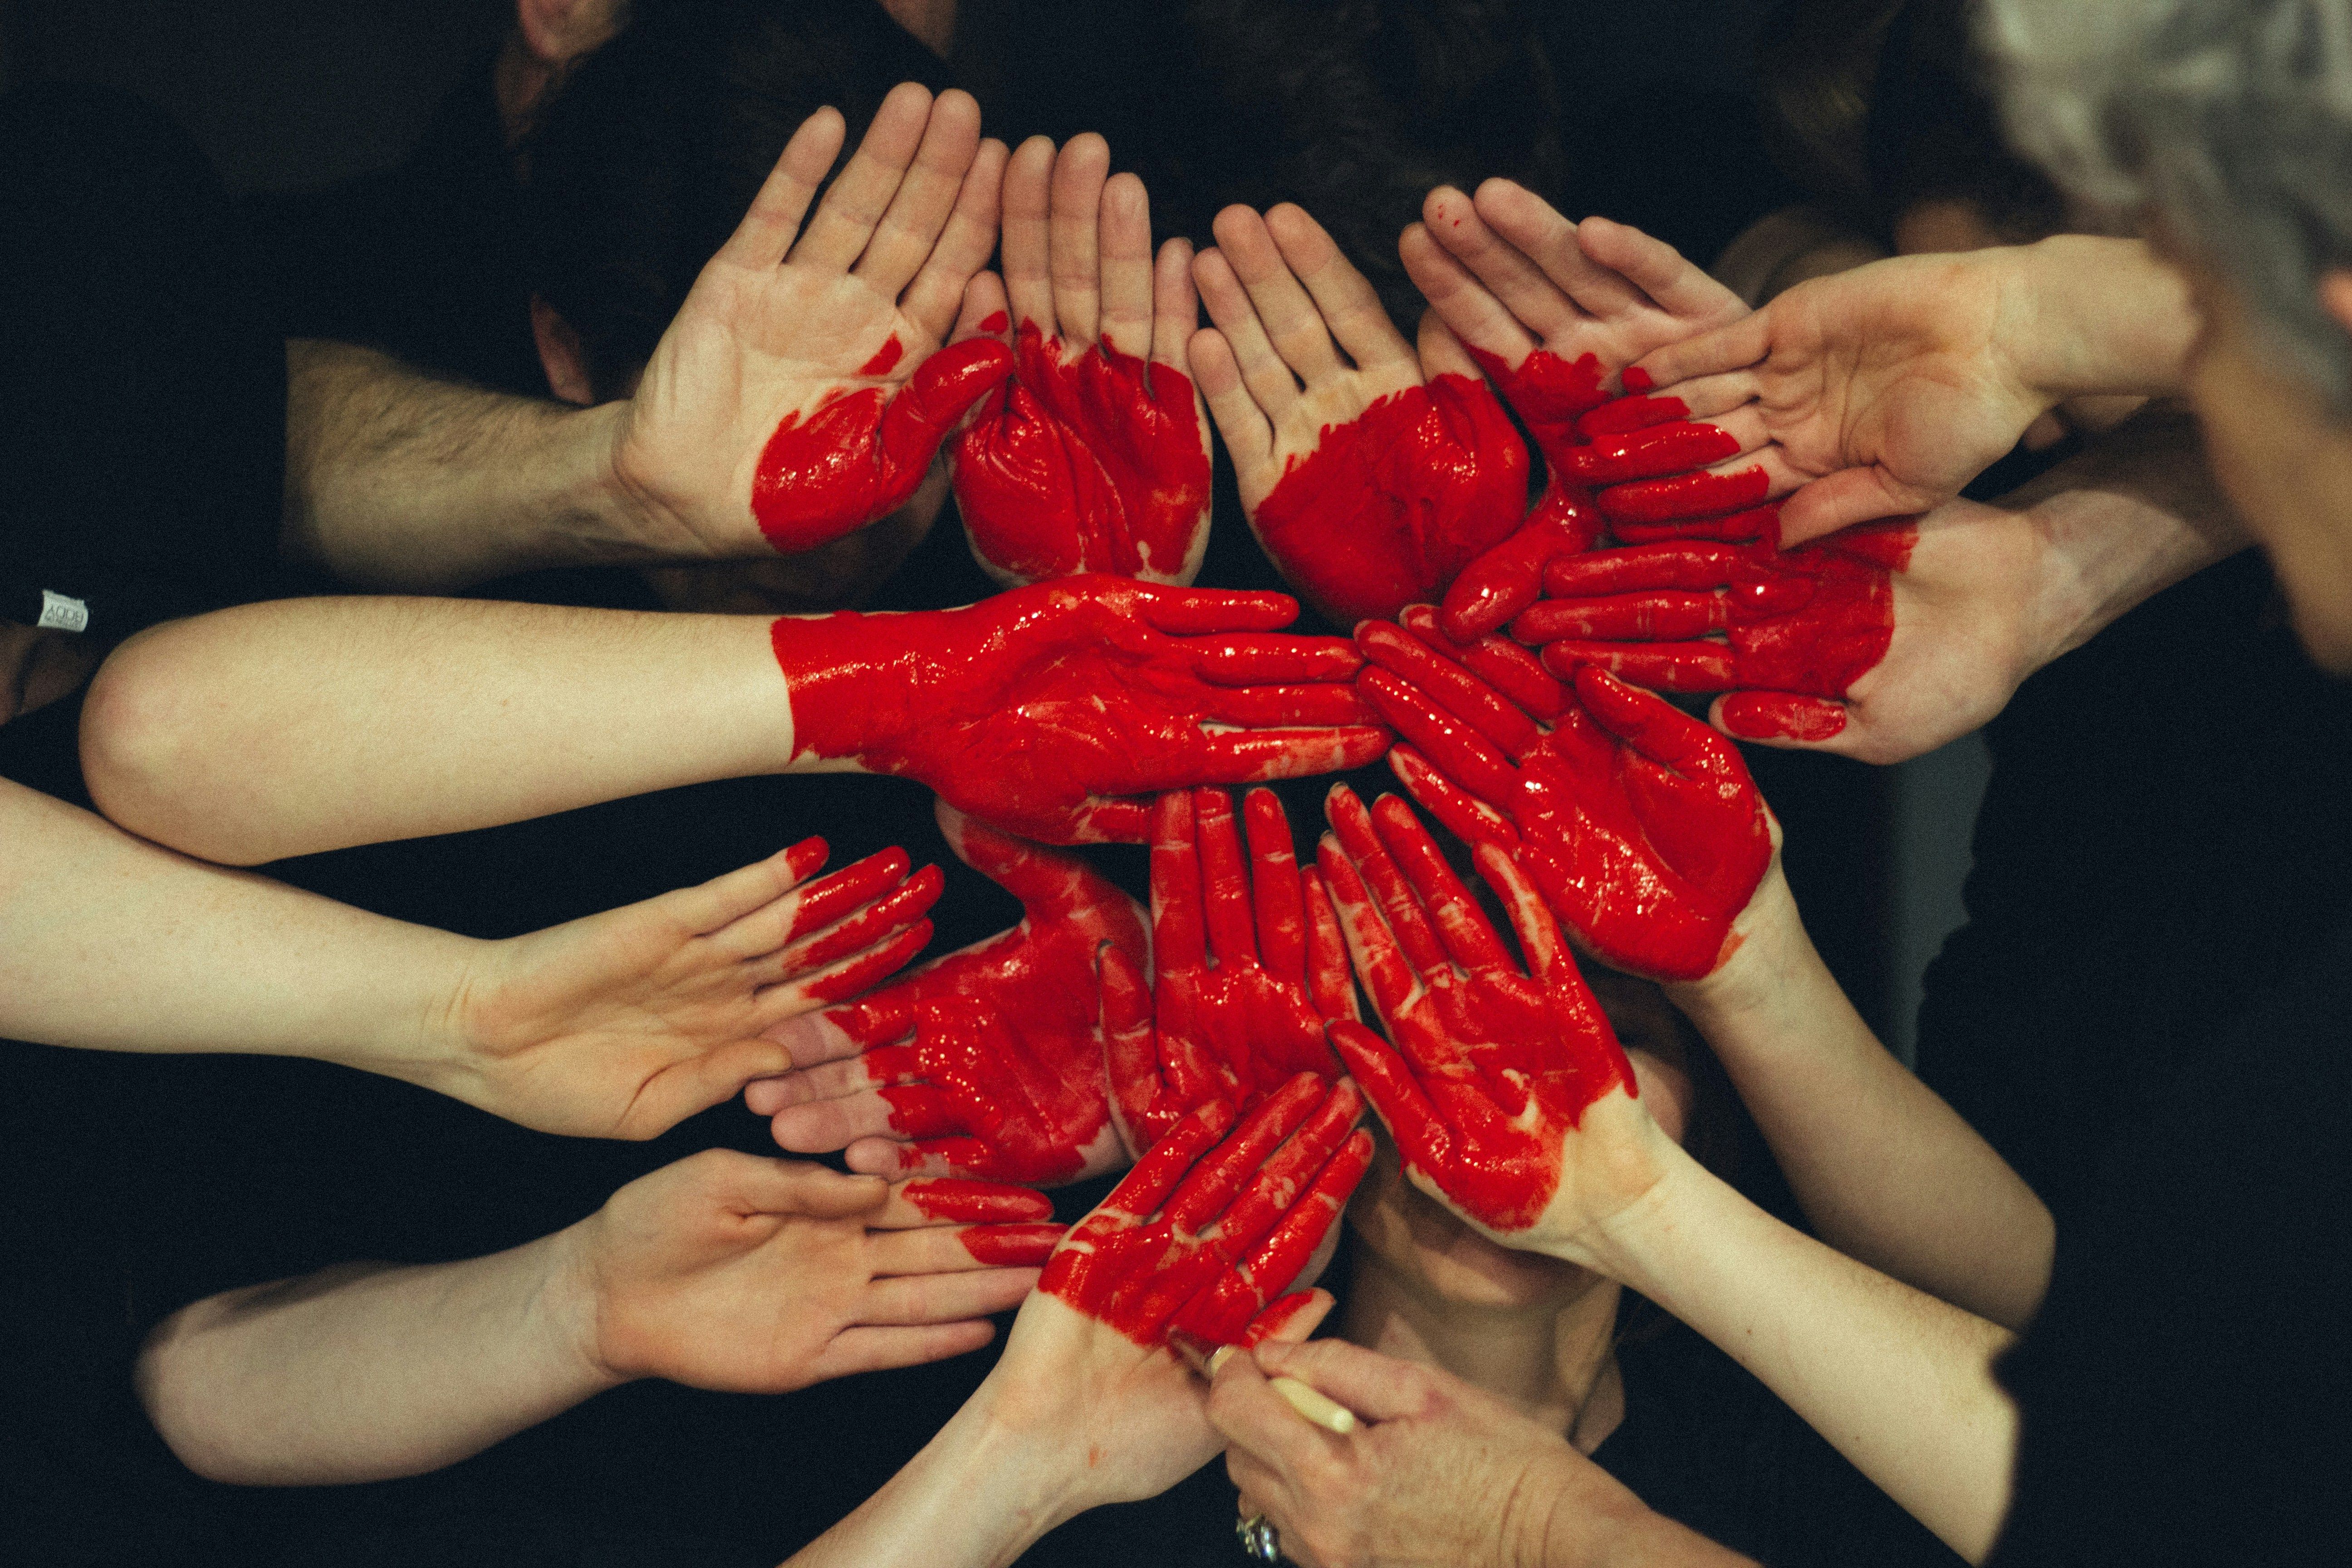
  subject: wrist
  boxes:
[765,603,965,767]
[542,1218,637,1396]
[2013,236,2196,402]
[1663,858,1807,1029]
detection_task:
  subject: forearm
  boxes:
[2006,236,2197,402]
[137,1230,614,1485]
[81,595,794,863]
[2009,402,2249,668]
[784,1377,1073,1568]
[283,340,660,591]
[1577,1147,2017,1563]
[1669,873,2053,1328]
[0,775,474,1075]
[1532,1465,1760,1568]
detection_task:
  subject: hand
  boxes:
[563,1153,1060,1395]
[1190,203,1528,627]
[451,838,941,1139]
[1041,1078,1372,1349]
[1515,511,1917,747]
[1401,185,1749,641]
[1316,785,1655,1247]
[610,84,1014,559]
[1355,612,1773,981]
[1625,248,2064,545]
[1211,1340,1737,1568]
[767,575,1391,843]
[948,135,1212,586]
[1104,788,1357,1154]
[750,801,1148,1185]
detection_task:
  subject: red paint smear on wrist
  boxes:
[1250,373,1527,625]
[949,321,1211,580]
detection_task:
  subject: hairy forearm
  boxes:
[1669,873,2053,1329]
[137,1231,613,1485]
[282,340,653,591]
[81,595,794,863]
[0,775,474,1074]
[1578,1149,2017,1563]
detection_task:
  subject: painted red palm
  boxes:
[1103,788,1357,1155]
[1317,785,1635,1235]
[1354,609,1770,981]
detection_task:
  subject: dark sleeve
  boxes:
[1989,925,2352,1567]
[0,83,287,641]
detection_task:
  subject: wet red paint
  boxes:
[1353,621,1771,981]
[1249,373,1528,626]
[767,577,1389,845]
[784,848,912,940]
[787,866,943,970]
[1594,463,1769,528]
[822,813,1149,1185]
[979,310,1010,334]
[749,337,1012,553]
[949,321,1213,582]
[1038,1079,1372,1348]
[801,921,936,1004]
[1318,787,1635,1232]
[902,1177,1055,1224]
[1104,789,1355,1154]
[1719,691,1847,742]
[1517,516,1917,706]
[858,336,906,377]
[956,1223,1066,1267]
[1566,420,1740,485]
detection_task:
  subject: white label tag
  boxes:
[37,590,90,634]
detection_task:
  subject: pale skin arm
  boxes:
[138,1156,1045,1485]
[1667,859,2053,1329]
[81,596,792,866]
[1,773,939,1137]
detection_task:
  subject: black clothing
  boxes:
[1989,925,2352,1565]
[1025,1316,1962,1568]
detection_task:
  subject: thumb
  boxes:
[1714,691,1849,747]
[1776,466,1936,547]
[1251,1337,1446,1424]
[880,338,1016,470]
[614,1034,795,1139]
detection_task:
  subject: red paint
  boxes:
[786,865,944,972]
[1105,789,1355,1154]
[1249,373,1528,626]
[1565,420,1741,485]
[902,1177,1055,1224]
[784,848,914,941]
[956,1223,1066,1267]
[1318,787,1635,1233]
[1464,346,1609,466]
[1594,463,1769,528]
[979,310,1010,334]
[949,321,1213,583]
[1607,503,1778,546]
[1354,622,1772,981]
[824,813,1149,1185]
[1719,691,1847,742]
[767,577,1389,845]
[801,921,936,1005]
[750,337,1013,553]
[1575,392,1689,439]
[1039,1079,1372,1349]
[858,336,906,377]
[1518,518,1917,706]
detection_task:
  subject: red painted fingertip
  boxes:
[1718,691,1847,742]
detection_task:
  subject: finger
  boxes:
[1594,459,1775,529]
[767,1083,908,1152]
[801,1320,998,1384]
[1400,211,1538,366]
[1126,583,1302,635]
[867,1221,1060,1277]
[1714,691,1850,745]
[1249,1337,1445,1423]
[1212,204,1344,386]
[696,1151,889,1218]
[788,82,935,273]
[1193,243,1302,429]
[1047,133,1112,346]
[1575,215,1744,324]
[1355,621,1544,759]
[1302,872,1360,1023]
[1368,794,1511,974]
[1240,1285,1335,1349]
[1190,635,1364,685]
[1395,605,1570,722]
[1384,745,1516,853]
[1100,939,1166,1144]
[1065,794,1156,845]
[1414,309,1483,382]
[1322,785,1449,980]
[901,135,1010,343]
[1186,682,1380,729]
[1152,789,1208,974]
[1192,787,1260,970]
[1163,1073,1325,1233]
[1182,727,1396,787]
[769,920,936,1011]
[714,107,847,270]
[951,269,1012,343]
[1356,670,1524,807]
[1572,665,1738,777]
[1173,1117,1371,1344]
[1470,177,1642,324]
[1537,640,1738,692]
[1563,419,1745,485]
[1434,500,1608,644]
[1537,542,1744,599]
[860,1265,1045,1326]
[1098,1097,1239,1220]
[1265,202,1413,375]
[1472,843,1570,986]
[876,337,1016,472]
[1152,237,1201,372]
[1777,466,1943,544]
[1244,789,1308,990]
[1315,829,1418,1023]
[1098,171,1156,359]
[620,1035,798,1139]
[853,88,985,299]
[935,800,1136,927]
[673,836,825,936]
[1206,1345,1343,1475]
[761,1001,875,1077]
[999,135,1057,331]
[882,1176,1055,1227]
[1511,591,1729,644]
[1327,1019,1446,1162]
[771,863,943,975]
[1188,324,1273,470]
[1628,309,1773,390]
